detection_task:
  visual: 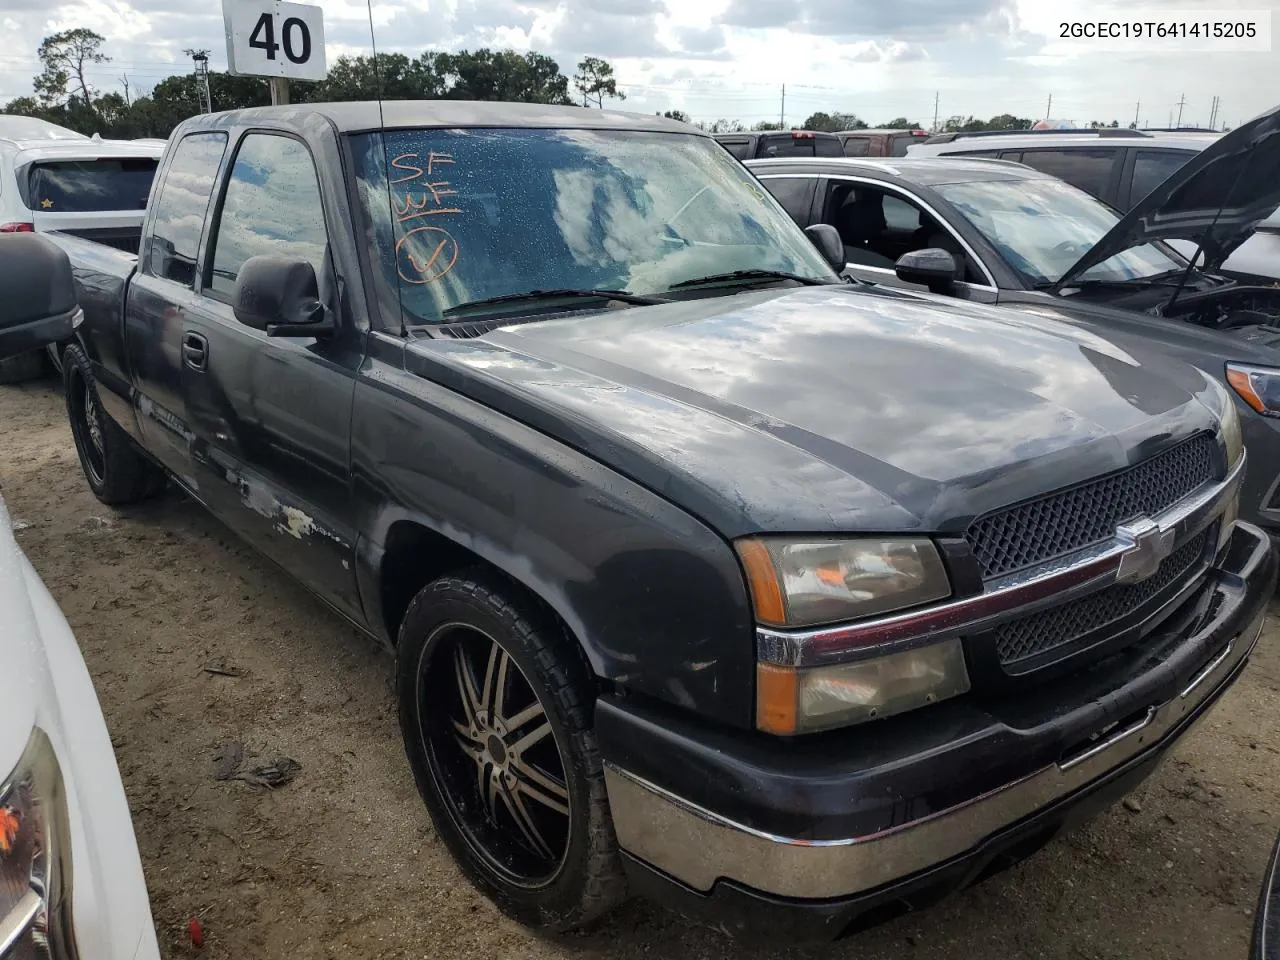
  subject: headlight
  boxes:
[1,728,76,959]
[756,639,971,734]
[734,536,951,628]
[1226,363,1278,426]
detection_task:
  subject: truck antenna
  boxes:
[366,0,409,336]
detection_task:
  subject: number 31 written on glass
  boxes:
[223,0,328,82]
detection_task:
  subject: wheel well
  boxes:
[379,521,563,647]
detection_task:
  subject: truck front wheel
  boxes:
[63,344,166,504]
[395,570,626,931]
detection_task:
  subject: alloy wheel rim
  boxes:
[419,623,572,887]
[73,373,105,485]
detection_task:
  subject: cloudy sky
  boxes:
[1,0,1275,129]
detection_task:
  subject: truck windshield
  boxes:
[349,128,835,323]
[26,158,158,213]
[933,178,1185,286]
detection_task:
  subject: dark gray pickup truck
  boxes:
[0,101,1273,942]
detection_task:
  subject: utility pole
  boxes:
[1175,93,1186,128]
[1045,93,1052,119]
[1133,100,1140,127]
[932,91,940,132]
[779,84,785,130]
[1208,95,1220,130]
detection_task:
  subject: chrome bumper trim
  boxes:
[605,608,1263,900]
[759,453,1245,667]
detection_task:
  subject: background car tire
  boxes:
[63,343,166,504]
[0,350,49,385]
[396,569,626,931]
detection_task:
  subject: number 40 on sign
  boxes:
[223,0,328,82]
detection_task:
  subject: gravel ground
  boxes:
[3,376,1279,960]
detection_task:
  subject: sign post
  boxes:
[223,0,327,103]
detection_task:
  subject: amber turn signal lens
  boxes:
[755,663,799,735]
[1227,365,1266,414]
[735,539,787,626]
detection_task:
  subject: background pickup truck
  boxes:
[2,100,1273,943]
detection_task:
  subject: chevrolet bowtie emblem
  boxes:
[1115,517,1177,584]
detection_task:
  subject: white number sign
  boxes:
[223,0,328,82]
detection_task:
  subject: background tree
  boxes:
[35,29,109,118]
[800,111,865,131]
[752,120,782,130]
[660,108,691,123]
[880,116,922,129]
[574,56,624,108]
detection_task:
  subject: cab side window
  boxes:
[145,132,227,287]
[842,137,871,157]
[205,134,330,301]
[1015,148,1119,201]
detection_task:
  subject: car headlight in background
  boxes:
[734,536,952,628]
[1226,363,1280,424]
[737,536,967,734]
[1,728,77,959]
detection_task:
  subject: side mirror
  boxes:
[232,256,333,338]
[804,224,845,271]
[0,233,80,361]
[895,248,958,294]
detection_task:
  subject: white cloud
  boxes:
[0,0,1275,132]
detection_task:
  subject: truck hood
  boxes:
[0,497,40,769]
[1058,102,1280,286]
[406,285,1224,537]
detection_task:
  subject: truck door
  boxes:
[124,131,228,488]
[179,130,362,618]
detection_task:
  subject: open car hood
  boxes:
[1057,101,1280,288]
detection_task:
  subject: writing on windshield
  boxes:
[390,150,463,284]
[349,127,832,323]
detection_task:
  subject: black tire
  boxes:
[396,569,626,931]
[63,343,166,505]
[0,350,48,385]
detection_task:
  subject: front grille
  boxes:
[994,528,1210,667]
[966,433,1216,580]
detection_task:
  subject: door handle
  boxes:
[182,331,208,372]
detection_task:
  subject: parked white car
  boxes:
[0,118,163,384]
[0,495,160,959]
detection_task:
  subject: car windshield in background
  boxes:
[26,158,158,212]
[933,178,1185,286]
[349,127,835,322]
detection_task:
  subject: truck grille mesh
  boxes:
[965,433,1216,581]
[993,528,1210,666]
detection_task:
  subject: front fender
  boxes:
[351,340,757,728]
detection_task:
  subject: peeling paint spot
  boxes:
[281,506,316,540]
[687,660,716,672]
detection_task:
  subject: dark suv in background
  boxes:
[714,129,843,159]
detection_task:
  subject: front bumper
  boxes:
[599,521,1276,942]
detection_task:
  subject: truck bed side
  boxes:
[44,232,141,441]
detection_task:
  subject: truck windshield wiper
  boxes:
[1052,270,1187,291]
[667,269,832,290]
[439,288,669,320]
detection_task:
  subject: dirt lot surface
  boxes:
[3,377,1280,960]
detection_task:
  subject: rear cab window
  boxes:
[717,138,751,160]
[144,132,227,287]
[1014,148,1120,201]
[24,158,157,213]
[842,137,870,157]
[760,133,842,158]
